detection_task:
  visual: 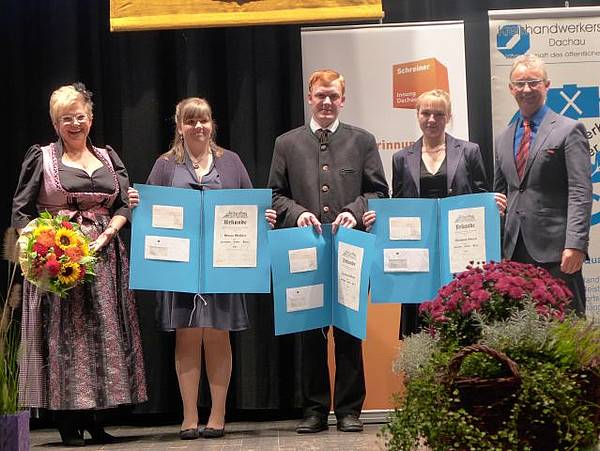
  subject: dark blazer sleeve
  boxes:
[146,157,171,187]
[232,152,253,189]
[565,121,593,251]
[106,145,131,220]
[464,143,489,193]
[342,132,389,227]
[268,136,310,228]
[493,136,508,195]
[12,145,43,228]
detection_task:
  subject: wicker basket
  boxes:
[443,344,521,434]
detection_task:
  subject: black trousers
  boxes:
[300,326,365,418]
[512,234,586,315]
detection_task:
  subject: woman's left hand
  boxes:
[494,193,507,216]
[265,209,277,228]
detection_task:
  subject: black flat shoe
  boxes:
[202,427,225,438]
[179,427,200,440]
[85,427,117,444]
[296,415,328,433]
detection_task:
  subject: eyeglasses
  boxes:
[511,79,544,90]
[59,113,89,125]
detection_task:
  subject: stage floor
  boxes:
[30,419,386,450]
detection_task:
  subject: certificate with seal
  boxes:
[129,184,272,294]
[368,193,501,304]
[268,225,375,340]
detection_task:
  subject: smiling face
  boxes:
[178,114,213,147]
[54,100,92,150]
[308,79,345,129]
[509,64,550,118]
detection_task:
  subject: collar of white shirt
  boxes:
[310,117,339,135]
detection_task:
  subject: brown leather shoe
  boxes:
[296,415,328,433]
[336,414,363,432]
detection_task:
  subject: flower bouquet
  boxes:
[17,211,96,297]
[383,260,600,451]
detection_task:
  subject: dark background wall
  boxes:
[1,0,596,419]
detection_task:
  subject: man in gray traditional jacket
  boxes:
[267,69,388,433]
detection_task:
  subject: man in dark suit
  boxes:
[494,54,592,314]
[267,69,388,433]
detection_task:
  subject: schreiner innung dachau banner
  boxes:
[110,0,383,31]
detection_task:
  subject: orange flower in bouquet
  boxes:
[17,212,96,297]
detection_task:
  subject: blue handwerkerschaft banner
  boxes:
[129,184,272,294]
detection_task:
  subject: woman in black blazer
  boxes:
[363,89,489,337]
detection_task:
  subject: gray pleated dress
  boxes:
[155,154,249,332]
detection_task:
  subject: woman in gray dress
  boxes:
[128,97,275,440]
[12,83,147,446]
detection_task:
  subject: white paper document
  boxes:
[384,248,429,272]
[286,284,324,312]
[337,242,364,312]
[288,247,318,273]
[152,205,184,229]
[389,217,421,240]
[448,206,486,273]
[144,235,190,262]
[213,205,257,268]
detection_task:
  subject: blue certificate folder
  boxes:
[369,193,501,304]
[129,184,272,293]
[268,225,375,340]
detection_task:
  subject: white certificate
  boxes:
[337,242,364,312]
[288,247,317,273]
[389,217,421,240]
[448,206,486,274]
[383,248,429,272]
[144,235,190,262]
[286,284,324,312]
[213,205,257,268]
[152,205,184,229]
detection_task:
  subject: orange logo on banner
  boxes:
[393,58,449,109]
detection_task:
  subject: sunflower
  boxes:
[55,228,79,250]
[57,261,81,286]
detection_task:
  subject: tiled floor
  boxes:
[30,420,387,450]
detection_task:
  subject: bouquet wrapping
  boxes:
[17,211,97,297]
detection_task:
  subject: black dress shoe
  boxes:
[336,414,363,432]
[57,424,85,447]
[296,415,328,433]
[179,427,200,440]
[202,427,225,438]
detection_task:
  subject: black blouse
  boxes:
[419,156,448,199]
[11,142,131,228]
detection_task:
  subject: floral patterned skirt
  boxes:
[19,217,147,410]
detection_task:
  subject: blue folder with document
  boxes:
[369,193,501,304]
[268,225,375,340]
[129,184,272,293]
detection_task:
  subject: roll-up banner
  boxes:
[301,22,469,410]
[301,22,469,188]
[489,7,600,319]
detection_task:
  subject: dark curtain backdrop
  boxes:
[1,0,596,420]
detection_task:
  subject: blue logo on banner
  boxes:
[547,84,600,120]
[497,25,530,58]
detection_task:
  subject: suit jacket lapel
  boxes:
[445,134,462,192]
[407,138,422,197]
[523,110,555,180]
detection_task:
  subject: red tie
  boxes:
[516,120,531,180]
